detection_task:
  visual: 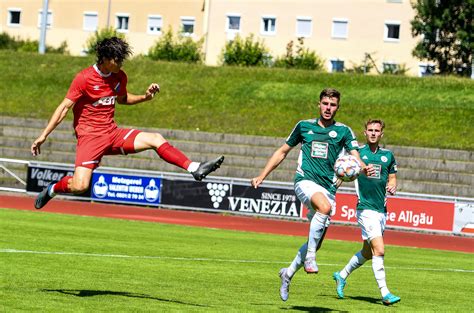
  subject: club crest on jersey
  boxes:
[329,131,337,138]
[381,156,388,162]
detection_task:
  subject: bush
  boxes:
[84,27,126,55]
[274,38,324,70]
[221,34,272,67]
[0,32,68,54]
[148,28,203,63]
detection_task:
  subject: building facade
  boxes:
[0,0,432,76]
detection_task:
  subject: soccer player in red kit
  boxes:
[31,37,224,209]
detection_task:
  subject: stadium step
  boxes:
[1,115,473,197]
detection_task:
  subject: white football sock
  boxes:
[48,184,57,197]
[340,251,367,279]
[372,255,390,297]
[187,162,200,172]
[286,242,307,278]
[306,212,328,258]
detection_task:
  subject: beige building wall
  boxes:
[1,0,424,76]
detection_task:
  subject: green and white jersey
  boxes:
[356,145,397,213]
[286,118,359,195]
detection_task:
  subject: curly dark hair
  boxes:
[95,37,132,65]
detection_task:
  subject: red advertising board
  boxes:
[302,193,455,232]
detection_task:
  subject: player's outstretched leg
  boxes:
[332,272,347,299]
[279,268,291,301]
[382,293,401,305]
[34,182,55,209]
[192,156,224,181]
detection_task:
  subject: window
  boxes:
[181,17,195,36]
[296,17,312,37]
[384,21,400,41]
[419,63,435,77]
[261,16,276,35]
[8,8,21,26]
[330,59,345,72]
[332,19,348,39]
[83,12,98,31]
[116,14,129,32]
[383,62,399,74]
[226,14,241,40]
[148,15,162,34]
[37,10,52,28]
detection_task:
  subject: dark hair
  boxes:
[365,119,385,131]
[319,88,341,102]
[95,37,132,65]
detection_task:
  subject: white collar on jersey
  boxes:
[93,64,112,78]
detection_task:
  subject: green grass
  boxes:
[0,51,473,150]
[1,208,472,312]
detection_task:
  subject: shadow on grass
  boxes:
[42,289,208,307]
[284,306,346,312]
[345,295,380,305]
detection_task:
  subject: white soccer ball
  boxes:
[334,155,361,182]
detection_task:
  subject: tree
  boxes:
[411,0,473,77]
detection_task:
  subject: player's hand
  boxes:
[31,136,46,156]
[251,177,263,189]
[145,83,160,100]
[363,164,375,177]
[386,185,397,195]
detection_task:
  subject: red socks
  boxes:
[53,175,73,194]
[156,142,192,170]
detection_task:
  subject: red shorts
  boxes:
[75,128,141,169]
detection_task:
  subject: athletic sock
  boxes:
[287,242,307,278]
[156,142,192,170]
[187,162,200,173]
[306,212,328,258]
[372,255,390,297]
[52,175,72,194]
[340,251,367,279]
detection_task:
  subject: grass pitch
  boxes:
[1,208,472,312]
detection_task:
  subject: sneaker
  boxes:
[34,182,54,210]
[382,293,401,305]
[279,268,291,301]
[304,257,319,274]
[332,272,347,299]
[192,156,224,181]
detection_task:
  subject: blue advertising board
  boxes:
[91,172,161,206]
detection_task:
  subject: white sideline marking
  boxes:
[1,249,473,273]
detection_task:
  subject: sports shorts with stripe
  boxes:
[75,128,141,169]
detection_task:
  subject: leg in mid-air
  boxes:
[133,131,224,181]
[278,226,328,301]
[35,166,93,209]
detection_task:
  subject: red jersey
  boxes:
[66,64,128,137]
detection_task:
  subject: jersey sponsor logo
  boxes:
[311,141,328,158]
[369,163,382,179]
[329,130,337,138]
[350,140,359,148]
[381,156,388,162]
[92,96,116,107]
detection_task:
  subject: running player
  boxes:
[32,37,224,209]
[251,88,374,301]
[332,119,400,305]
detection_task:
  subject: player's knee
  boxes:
[314,201,331,214]
[153,133,166,146]
[373,247,385,257]
[71,180,90,194]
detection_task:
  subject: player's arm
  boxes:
[386,173,397,195]
[251,143,293,188]
[349,149,375,177]
[31,98,75,156]
[117,83,160,105]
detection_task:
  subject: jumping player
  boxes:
[332,119,400,305]
[32,37,224,209]
[251,88,374,301]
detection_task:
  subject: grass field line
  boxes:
[2,248,473,273]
